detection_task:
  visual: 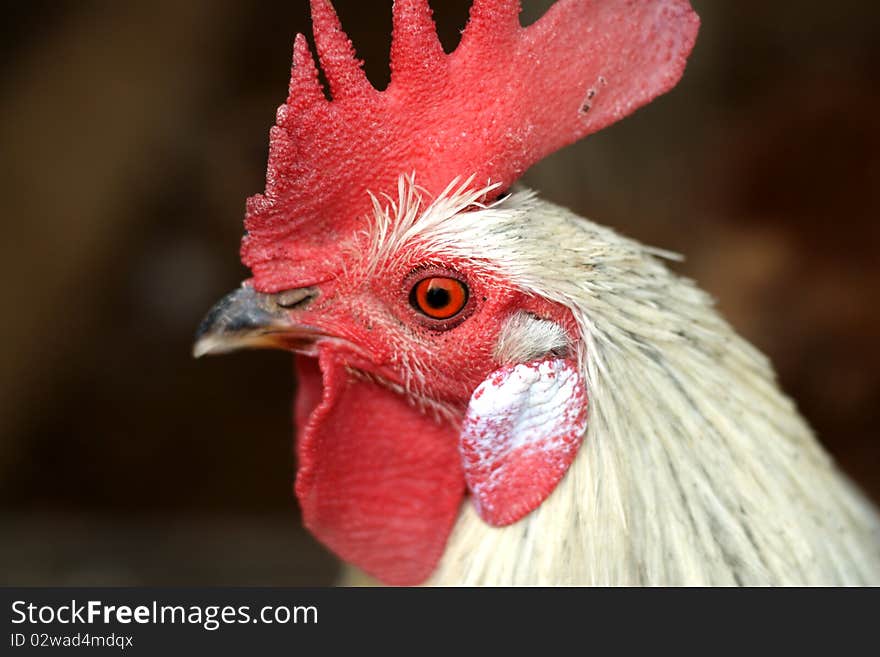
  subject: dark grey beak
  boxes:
[193,285,317,358]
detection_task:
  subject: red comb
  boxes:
[242,0,699,291]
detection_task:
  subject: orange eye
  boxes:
[410,276,469,320]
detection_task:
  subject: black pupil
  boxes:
[425,285,451,309]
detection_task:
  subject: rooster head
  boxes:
[195,0,699,584]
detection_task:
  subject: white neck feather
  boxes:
[410,189,880,585]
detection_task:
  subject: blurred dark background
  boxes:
[1,1,878,585]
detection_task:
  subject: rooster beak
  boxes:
[192,285,318,358]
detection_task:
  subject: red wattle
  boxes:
[293,350,465,585]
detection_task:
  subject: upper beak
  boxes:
[193,285,318,358]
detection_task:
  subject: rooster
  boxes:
[194,0,880,585]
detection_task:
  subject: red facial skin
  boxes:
[289,254,575,407]
[275,249,575,585]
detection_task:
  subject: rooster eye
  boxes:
[410,277,469,320]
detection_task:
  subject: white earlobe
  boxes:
[459,357,588,526]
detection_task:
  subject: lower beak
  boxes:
[192,285,318,358]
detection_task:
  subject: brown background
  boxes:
[1,1,877,585]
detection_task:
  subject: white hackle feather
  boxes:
[350,176,880,586]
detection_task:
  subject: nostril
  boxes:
[275,287,317,310]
